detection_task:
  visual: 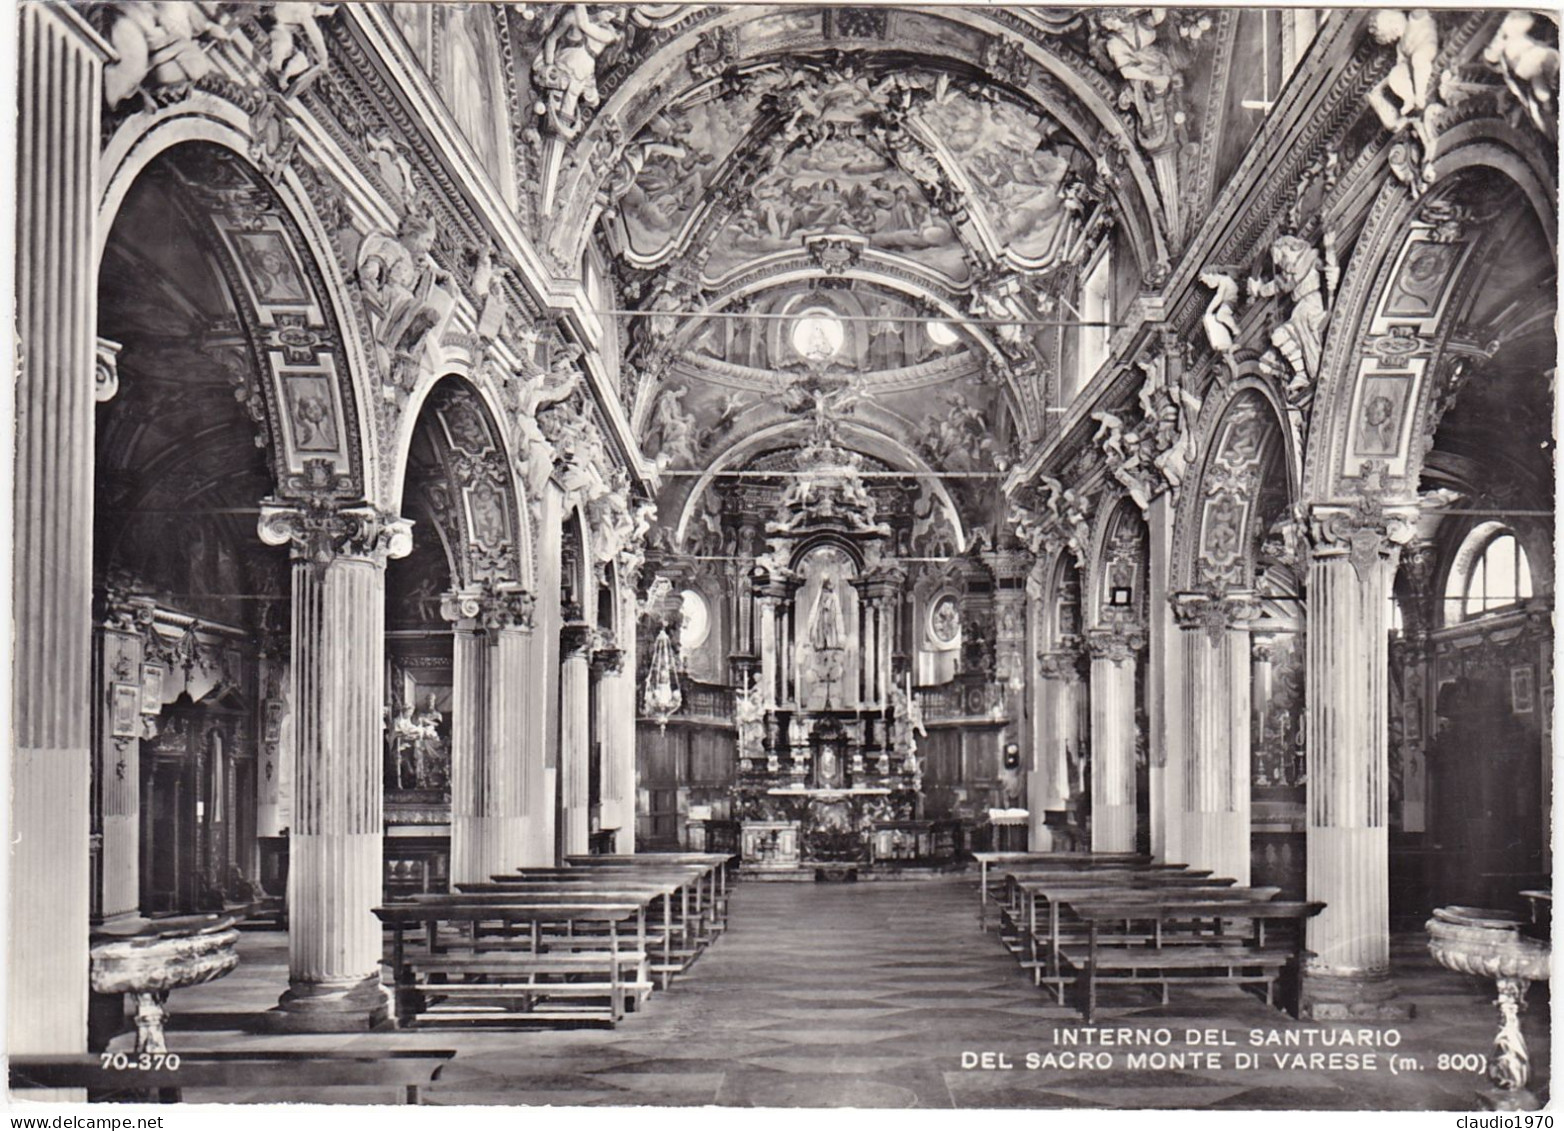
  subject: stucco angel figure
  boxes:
[1096,8,1180,149]
[1367,11,1442,144]
[1484,12,1561,136]
[1198,270,1242,359]
[266,3,337,95]
[511,345,581,494]
[534,5,625,139]
[653,385,699,468]
[1248,232,1337,394]
[104,1,235,111]
[357,212,454,393]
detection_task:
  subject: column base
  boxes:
[1299,967,1415,1021]
[265,975,391,1032]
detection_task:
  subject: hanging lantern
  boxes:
[643,626,682,730]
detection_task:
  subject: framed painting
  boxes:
[112,683,140,738]
[140,662,164,715]
[1511,665,1535,714]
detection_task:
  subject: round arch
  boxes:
[393,375,535,592]
[1171,382,1295,594]
[98,104,380,503]
[1302,119,1558,504]
[1084,494,1149,630]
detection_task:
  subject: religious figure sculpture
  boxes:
[1367,10,1443,193]
[357,212,454,394]
[808,577,845,653]
[103,1,235,111]
[533,5,625,139]
[1248,231,1338,399]
[1095,8,1182,151]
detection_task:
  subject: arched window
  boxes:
[1445,525,1534,623]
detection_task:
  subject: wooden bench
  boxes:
[9,1049,456,1104]
[971,852,1152,929]
[542,859,732,936]
[375,899,647,1027]
[1059,898,1325,1022]
[1008,882,1278,988]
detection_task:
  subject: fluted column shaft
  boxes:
[12,3,110,1069]
[257,501,410,1029]
[1306,552,1393,986]
[1033,650,1084,845]
[282,554,391,1023]
[1172,595,1255,883]
[523,483,565,864]
[1087,628,1143,853]
[597,599,636,851]
[448,613,490,885]
[560,625,593,856]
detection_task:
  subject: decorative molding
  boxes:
[257,496,412,566]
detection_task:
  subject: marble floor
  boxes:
[150,877,1549,1109]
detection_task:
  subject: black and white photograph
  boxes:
[4,0,1558,1120]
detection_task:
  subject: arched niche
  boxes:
[1085,497,1149,631]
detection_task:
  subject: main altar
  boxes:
[730,415,938,870]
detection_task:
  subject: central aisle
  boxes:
[169,877,1544,1108]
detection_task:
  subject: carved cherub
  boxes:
[266,3,337,95]
[1484,12,1560,136]
[1198,270,1242,359]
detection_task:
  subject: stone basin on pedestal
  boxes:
[90,914,241,1054]
[1426,905,1551,1111]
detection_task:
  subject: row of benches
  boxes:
[373,852,738,1028]
[971,851,1324,1023]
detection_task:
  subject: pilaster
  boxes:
[12,2,111,1074]
[559,621,594,857]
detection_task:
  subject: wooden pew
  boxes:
[994,868,1216,935]
[9,1049,456,1104]
[458,877,696,987]
[1059,898,1326,1022]
[503,866,719,979]
[1010,881,1278,989]
[375,898,648,1026]
[555,857,733,937]
[971,852,1162,929]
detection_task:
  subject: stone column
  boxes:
[1301,501,1415,1017]
[258,501,411,1030]
[484,587,538,870]
[523,483,565,865]
[559,622,594,856]
[1035,647,1086,845]
[445,589,490,886]
[11,2,111,1072]
[1087,624,1145,853]
[594,617,633,851]
[1145,495,1176,861]
[1171,593,1257,883]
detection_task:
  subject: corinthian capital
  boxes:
[1037,646,1087,682]
[258,498,412,565]
[1171,591,1261,645]
[1086,624,1147,665]
[1308,472,1418,583]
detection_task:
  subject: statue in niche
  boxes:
[808,576,846,653]
[1248,231,1338,399]
[389,694,447,790]
[532,5,625,139]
